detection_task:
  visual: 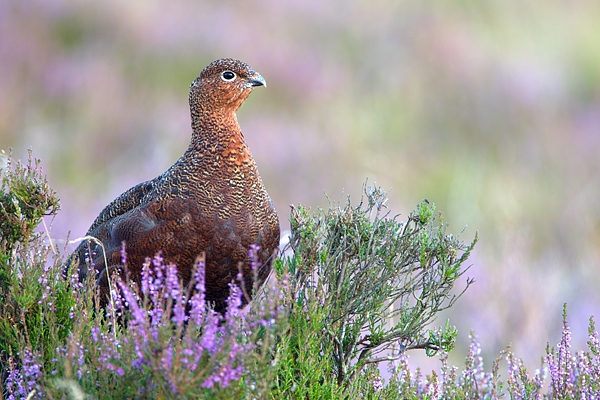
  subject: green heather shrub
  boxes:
[274,186,476,397]
[0,149,68,373]
[2,151,600,399]
[1,149,60,294]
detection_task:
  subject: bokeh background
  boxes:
[2,0,599,372]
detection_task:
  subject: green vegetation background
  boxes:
[1,0,599,372]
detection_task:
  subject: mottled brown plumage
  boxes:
[73,58,280,313]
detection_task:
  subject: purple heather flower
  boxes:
[201,346,244,389]
[172,299,187,326]
[589,318,600,356]
[534,367,546,392]
[372,374,383,392]
[225,282,243,323]
[74,342,86,380]
[5,358,27,399]
[91,327,100,342]
[165,263,180,300]
[141,258,151,295]
[248,244,262,272]
[161,345,173,371]
[506,351,531,399]
[120,242,128,265]
[189,258,207,326]
[131,342,147,370]
[118,279,147,329]
[152,252,164,269]
[201,314,221,355]
[11,349,43,399]
[183,340,203,372]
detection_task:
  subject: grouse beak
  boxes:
[248,73,267,88]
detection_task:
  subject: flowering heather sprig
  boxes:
[117,279,148,336]
[460,333,484,386]
[37,263,55,312]
[147,255,166,327]
[67,267,84,300]
[439,351,458,396]
[586,316,600,390]
[505,349,544,399]
[120,243,127,266]
[246,245,288,331]
[588,317,600,358]
[5,350,43,400]
[386,352,439,396]
[249,277,287,330]
[542,307,600,399]
[443,333,497,398]
[547,306,575,397]
[225,282,243,324]
[188,257,207,326]
[200,340,246,389]
[248,244,262,273]
[387,354,412,389]
[5,359,27,400]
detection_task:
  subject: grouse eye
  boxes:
[221,71,236,82]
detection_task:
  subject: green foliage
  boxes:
[0,149,70,374]
[281,184,476,394]
[269,286,343,398]
[0,149,60,253]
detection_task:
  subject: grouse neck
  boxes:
[189,109,245,146]
[185,110,253,170]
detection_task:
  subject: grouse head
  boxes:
[189,58,266,117]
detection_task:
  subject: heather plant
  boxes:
[278,185,476,395]
[0,148,70,386]
[3,249,287,399]
[542,305,600,398]
[0,148,60,293]
[0,149,60,253]
[61,252,284,398]
[373,305,600,399]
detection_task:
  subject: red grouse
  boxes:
[72,58,280,313]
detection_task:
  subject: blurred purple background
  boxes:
[2,0,599,371]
